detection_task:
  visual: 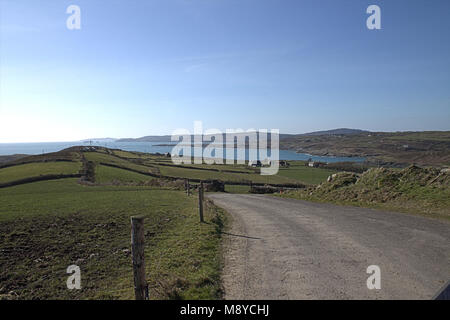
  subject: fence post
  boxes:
[131,216,147,300]
[198,182,204,222]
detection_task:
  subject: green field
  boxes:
[0,178,225,299]
[2,146,445,300]
[81,148,334,186]
[95,165,155,184]
[157,164,299,185]
[0,161,81,184]
[276,162,336,185]
[0,146,337,300]
[84,152,157,175]
[224,184,251,194]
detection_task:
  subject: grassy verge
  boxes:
[224,184,250,194]
[276,166,450,221]
[0,179,226,299]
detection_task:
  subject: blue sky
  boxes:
[1,0,449,142]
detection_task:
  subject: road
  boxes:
[207,193,450,299]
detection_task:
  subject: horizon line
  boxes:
[1,128,450,144]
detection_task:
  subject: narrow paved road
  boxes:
[207,193,450,299]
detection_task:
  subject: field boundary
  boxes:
[98,162,306,188]
[0,159,78,170]
[0,173,83,188]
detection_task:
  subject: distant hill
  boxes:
[280,131,450,166]
[118,133,275,143]
[116,129,368,143]
[113,129,450,167]
[301,128,370,136]
[82,138,117,143]
[116,135,173,142]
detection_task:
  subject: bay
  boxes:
[0,141,365,163]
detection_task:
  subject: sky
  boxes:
[0,0,449,142]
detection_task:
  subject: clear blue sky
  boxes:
[1,0,449,142]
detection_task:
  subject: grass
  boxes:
[95,165,155,184]
[0,178,226,299]
[157,164,301,185]
[276,162,336,185]
[277,166,450,221]
[7,146,329,187]
[175,163,257,173]
[224,184,250,194]
[0,146,338,300]
[84,152,156,173]
[112,150,147,159]
[0,162,81,184]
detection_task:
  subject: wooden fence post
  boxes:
[186,179,190,196]
[131,216,147,300]
[198,182,204,222]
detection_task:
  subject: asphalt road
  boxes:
[207,193,450,300]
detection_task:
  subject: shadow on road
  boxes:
[220,231,262,240]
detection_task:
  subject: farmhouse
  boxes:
[307,161,326,168]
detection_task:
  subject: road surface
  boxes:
[207,193,450,299]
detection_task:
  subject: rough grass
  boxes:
[278,166,450,220]
[224,185,250,194]
[95,165,155,184]
[0,179,226,300]
[0,162,82,184]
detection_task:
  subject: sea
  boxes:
[0,141,365,163]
